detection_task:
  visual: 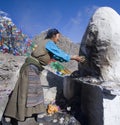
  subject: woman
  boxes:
[4,28,85,124]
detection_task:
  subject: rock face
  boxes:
[79,7,120,82]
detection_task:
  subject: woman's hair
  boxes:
[45,28,60,39]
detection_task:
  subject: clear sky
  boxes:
[0,0,120,43]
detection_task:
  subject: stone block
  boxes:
[71,79,120,125]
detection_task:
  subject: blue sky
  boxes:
[0,0,120,43]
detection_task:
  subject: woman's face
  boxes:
[52,33,60,43]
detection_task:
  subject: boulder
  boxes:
[79,7,120,82]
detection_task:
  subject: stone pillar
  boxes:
[70,79,120,125]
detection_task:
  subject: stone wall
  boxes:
[63,76,120,125]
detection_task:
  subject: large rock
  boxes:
[79,7,120,82]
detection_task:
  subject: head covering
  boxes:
[45,28,60,39]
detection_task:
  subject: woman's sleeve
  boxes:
[45,41,71,62]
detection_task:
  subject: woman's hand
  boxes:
[71,55,85,62]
